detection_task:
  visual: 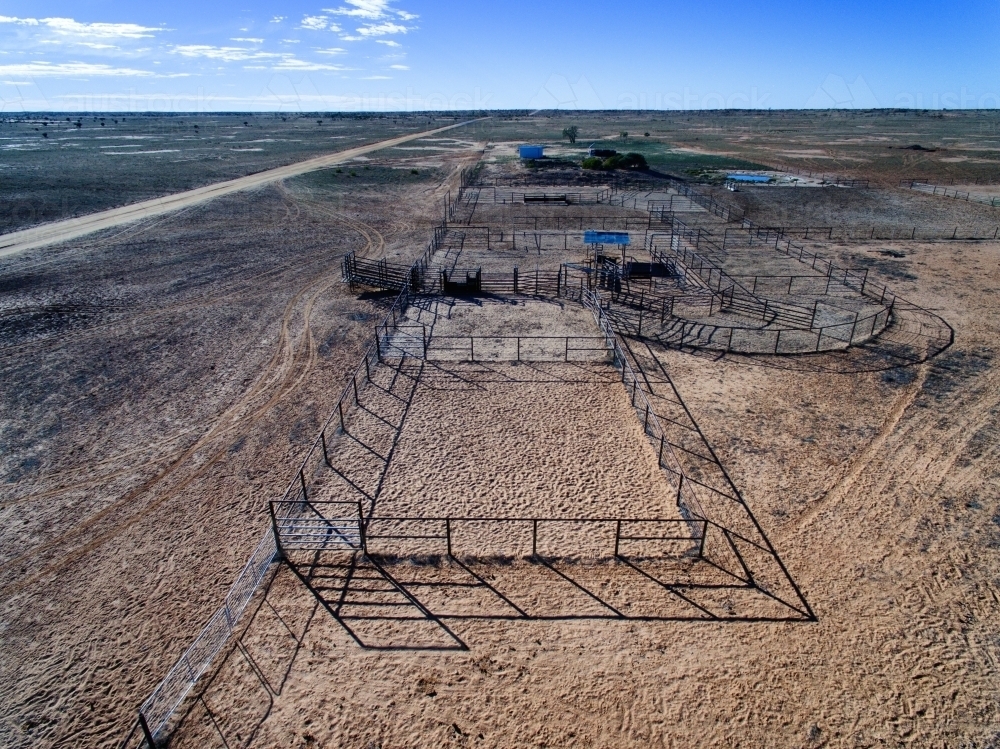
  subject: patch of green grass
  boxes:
[646,151,768,180]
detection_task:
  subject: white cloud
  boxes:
[325,1,390,19]
[0,61,155,77]
[270,16,286,23]
[0,16,39,26]
[299,15,342,32]
[272,58,348,71]
[231,37,264,43]
[357,22,407,37]
[282,39,301,43]
[323,1,418,22]
[77,42,119,50]
[300,15,330,30]
[0,16,163,39]
[389,64,408,70]
[171,45,282,62]
[172,46,349,72]
[316,47,347,55]
[375,39,400,47]
[362,75,391,79]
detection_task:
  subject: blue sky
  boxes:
[1,0,998,112]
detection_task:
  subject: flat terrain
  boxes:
[3,111,1000,748]
[0,135,477,746]
[0,113,470,234]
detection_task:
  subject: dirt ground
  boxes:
[0,141,477,747]
[5,112,1000,748]
[168,233,1000,749]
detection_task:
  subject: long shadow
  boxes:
[165,566,319,748]
[286,551,815,637]
[284,551,468,651]
[615,335,817,622]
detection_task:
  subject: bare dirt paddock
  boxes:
[4,112,1000,749]
[171,236,1000,748]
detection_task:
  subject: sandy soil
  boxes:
[166,235,1000,749]
[162,157,1000,748]
[0,146,480,747]
[375,362,679,522]
[7,114,1000,749]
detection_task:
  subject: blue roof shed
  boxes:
[518,144,544,159]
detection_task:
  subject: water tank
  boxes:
[518,144,544,159]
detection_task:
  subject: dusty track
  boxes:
[0,119,477,258]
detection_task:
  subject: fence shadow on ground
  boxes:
[283,548,812,653]
[164,567,319,749]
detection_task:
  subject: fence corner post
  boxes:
[138,712,156,749]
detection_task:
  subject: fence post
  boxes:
[138,713,156,749]
[675,475,684,507]
[299,469,308,502]
[269,501,285,561]
[614,520,621,557]
[446,519,453,557]
[565,337,569,362]
[357,500,366,552]
[658,435,664,467]
[321,432,329,466]
[470,337,475,362]
[532,520,538,557]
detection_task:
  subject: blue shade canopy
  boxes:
[584,231,630,245]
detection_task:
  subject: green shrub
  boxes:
[620,152,647,169]
[584,152,647,171]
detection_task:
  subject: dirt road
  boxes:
[0,119,478,258]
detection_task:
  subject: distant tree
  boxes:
[644,132,650,137]
[562,125,579,144]
[620,131,628,140]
